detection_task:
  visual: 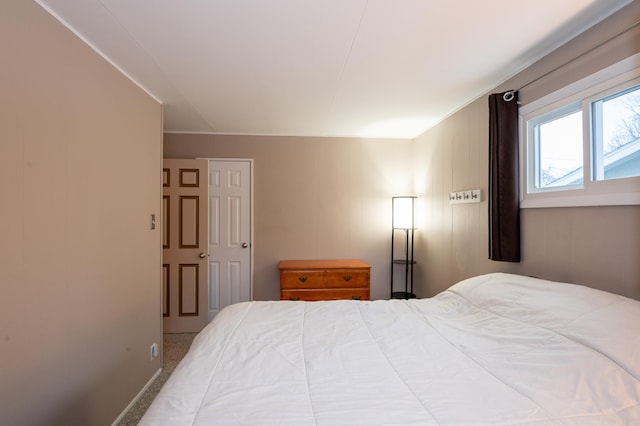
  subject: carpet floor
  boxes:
[118,333,198,425]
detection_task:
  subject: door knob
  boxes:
[242,243,248,248]
[199,252,207,259]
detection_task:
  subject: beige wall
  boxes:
[164,134,413,301]
[0,1,163,425]
[414,2,640,300]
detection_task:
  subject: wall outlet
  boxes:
[150,342,158,360]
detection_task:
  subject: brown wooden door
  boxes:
[162,159,208,333]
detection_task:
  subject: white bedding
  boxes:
[140,273,640,425]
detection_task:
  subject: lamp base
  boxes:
[391,291,416,300]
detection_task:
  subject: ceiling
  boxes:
[37,0,631,139]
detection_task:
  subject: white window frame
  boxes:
[520,53,640,208]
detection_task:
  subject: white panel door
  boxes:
[162,159,209,333]
[208,160,252,320]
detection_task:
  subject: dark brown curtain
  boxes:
[488,91,520,262]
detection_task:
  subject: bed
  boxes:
[140,273,640,425]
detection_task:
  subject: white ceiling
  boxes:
[37,0,631,139]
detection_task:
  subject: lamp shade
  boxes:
[392,196,416,229]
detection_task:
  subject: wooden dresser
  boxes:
[279,259,371,301]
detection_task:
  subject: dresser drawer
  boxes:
[325,269,369,288]
[280,270,325,289]
[281,288,370,301]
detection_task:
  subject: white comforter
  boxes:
[140,273,640,425]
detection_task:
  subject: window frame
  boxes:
[519,53,640,208]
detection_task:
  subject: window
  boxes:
[591,85,640,182]
[527,103,583,191]
[520,55,640,208]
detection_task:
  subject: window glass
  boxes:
[592,85,640,181]
[536,110,583,188]
[527,104,583,191]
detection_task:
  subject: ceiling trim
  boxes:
[34,0,163,105]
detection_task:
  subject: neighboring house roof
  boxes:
[547,137,640,186]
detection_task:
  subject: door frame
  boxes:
[199,157,254,311]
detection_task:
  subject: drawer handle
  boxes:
[298,276,308,283]
[351,295,362,300]
[343,275,352,282]
[289,297,300,301]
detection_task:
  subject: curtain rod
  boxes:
[503,18,640,101]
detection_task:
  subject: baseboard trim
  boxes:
[111,367,162,426]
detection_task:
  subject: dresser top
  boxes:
[279,259,370,270]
